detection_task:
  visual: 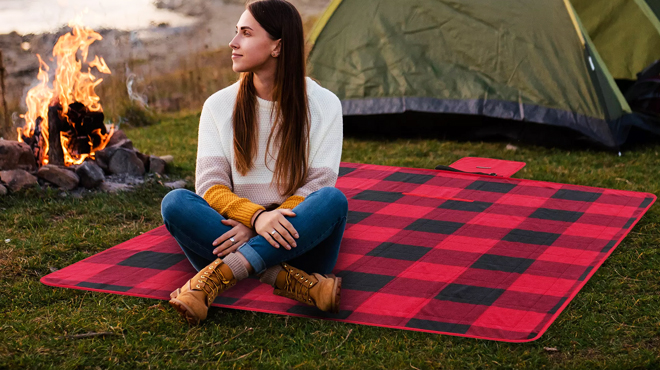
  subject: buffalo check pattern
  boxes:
[41,161,656,342]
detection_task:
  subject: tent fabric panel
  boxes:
[568,0,631,119]
[562,0,585,46]
[308,0,607,122]
[307,0,343,46]
[571,0,660,80]
[340,96,617,147]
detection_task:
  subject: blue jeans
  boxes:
[160,187,348,275]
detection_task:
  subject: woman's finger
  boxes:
[269,228,291,250]
[277,215,299,240]
[212,232,238,253]
[261,230,280,249]
[221,219,239,226]
[213,239,234,255]
[214,237,242,256]
[275,223,296,248]
[278,208,296,216]
[213,230,235,247]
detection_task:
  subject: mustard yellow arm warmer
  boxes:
[276,195,305,210]
[203,184,265,228]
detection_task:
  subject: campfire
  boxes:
[17,20,114,167]
[0,20,177,195]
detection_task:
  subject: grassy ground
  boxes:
[1,113,659,369]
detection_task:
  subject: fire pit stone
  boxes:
[149,155,167,174]
[135,151,151,172]
[37,165,80,190]
[110,139,135,151]
[164,180,187,189]
[94,146,116,172]
[108,147,146,177]
[99,182,134,193]
[75,161,105,189]
[0,139,37,172]
[106,130,129,147]
[0,169,39,192]
[0,184,6,196]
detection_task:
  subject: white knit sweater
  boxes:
[195,77,343,209]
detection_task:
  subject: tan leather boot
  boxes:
[273,262,342,313]
[169,259,236,325]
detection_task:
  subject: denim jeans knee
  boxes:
[161,189,196,223]
[313,187,348,216]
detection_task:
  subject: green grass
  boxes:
[1,113,659,369]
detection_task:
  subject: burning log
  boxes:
[46,102,107,166]
[17,21,113,167]
[64,102,107,152]
[18,117,45,165]
[47,106,64,166]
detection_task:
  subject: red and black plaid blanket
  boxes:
[41,161,655,342]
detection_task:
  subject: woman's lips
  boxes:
[231,54,242,59]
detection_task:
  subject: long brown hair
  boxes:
[233,0,309,197]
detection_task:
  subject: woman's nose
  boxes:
[229,35,239,50]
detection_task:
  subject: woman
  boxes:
[160,0,347,325]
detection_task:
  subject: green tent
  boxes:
[307,0,657,148]
[571,0,660,81]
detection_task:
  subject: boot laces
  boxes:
[197,262,233,305]
[284,269,315,304]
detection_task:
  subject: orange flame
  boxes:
[18,20,113,166]
[60,126,115,166]
[17,54,53,165]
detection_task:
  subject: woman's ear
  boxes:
[271,39,282,57]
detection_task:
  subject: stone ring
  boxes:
[229,237,236,244]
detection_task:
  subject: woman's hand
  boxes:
[212,219,257,257]
[254,209,299,250]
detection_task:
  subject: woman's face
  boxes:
[229,10,281,73]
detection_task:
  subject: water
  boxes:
[0,0,196,35]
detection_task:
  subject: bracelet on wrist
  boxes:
[252,210,266,229]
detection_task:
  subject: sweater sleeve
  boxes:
[195,101,265,227]
[276,195,306,210]
[204,185,265,228]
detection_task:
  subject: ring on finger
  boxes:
[229,237,236,244]
[270,229,277,235]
